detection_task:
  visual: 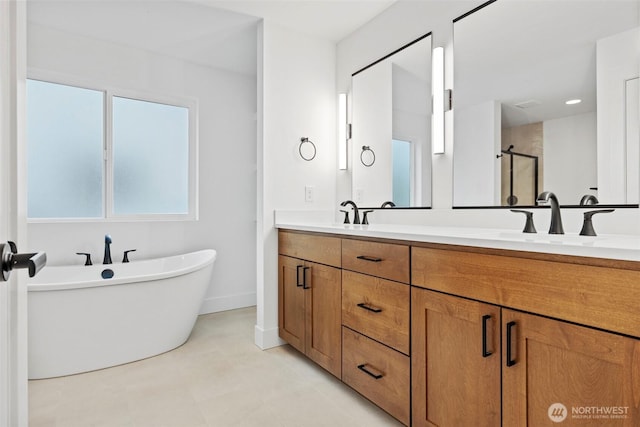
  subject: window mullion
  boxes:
[104,89,113,219]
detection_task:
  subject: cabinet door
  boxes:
[503,309,640,426]
[278,255,306,353]
[305,261,342,378]
[412,288,501,427]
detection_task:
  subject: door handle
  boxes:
[482,314,493,358]
[296,265,304,287]
[1,241,47,281]
[302,266,311,289]
[506,321,517,367]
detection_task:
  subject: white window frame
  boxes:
[26,69,199,222]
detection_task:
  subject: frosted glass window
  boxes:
[112,97,189,215]
[27,80,104,218]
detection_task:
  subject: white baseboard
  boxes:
[199,292,256,314]
[254,325,285,350]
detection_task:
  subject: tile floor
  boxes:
[29,307,402,426]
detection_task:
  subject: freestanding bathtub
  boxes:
[27,249,217,379]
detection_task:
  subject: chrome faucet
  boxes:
[579,194,599,206]
[340,200,360,224]
[103,234,113,264]
[536,191,564,234]
[381,201,396,208]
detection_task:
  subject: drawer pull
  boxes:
[357,302,382,313]
[356,255,383,263]
[357,363,384,379]
[482,314,493,358]
[506,321,517,367]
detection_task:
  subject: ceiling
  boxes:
[27,0,396,76]
[454,0,639,128]
[192,0,396,42]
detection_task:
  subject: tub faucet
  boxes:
[340,200,360,224]
[536,191,564,234]
[103,234,113,264]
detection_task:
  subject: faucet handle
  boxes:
[361,210,374,225]
[579,209,614,236]
[340,210,350,224]
[510,209,537,233]
[122,249,137,263]
[76,252,92,266]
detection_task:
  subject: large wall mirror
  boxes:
[351,33,432,208]
[453,0,639,208]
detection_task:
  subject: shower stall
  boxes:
[499,146,539,206]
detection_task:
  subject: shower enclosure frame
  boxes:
[500,148,539,206]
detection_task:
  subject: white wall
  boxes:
[544,112,597,205]
[256,21,337,348]
[597,27,640,204]
[26,23,257,314]
[393,64,431,206]
[352,59,392,206]
[453,100,501,206]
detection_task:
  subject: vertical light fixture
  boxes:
[338,93,348,169]
[432,46,445,154]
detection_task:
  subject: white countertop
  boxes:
[275,221,640,262]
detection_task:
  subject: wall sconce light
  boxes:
[338,93,348,170]
[432,46,445,155]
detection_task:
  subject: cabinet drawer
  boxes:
[412,246,640,339]
[342,270,409,354]
[342,239,409,283]
[278,231,341,267]
[342,327,410,426]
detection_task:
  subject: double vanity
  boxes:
[278,1,640,423]
[277,221,640,426]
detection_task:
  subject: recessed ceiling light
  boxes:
[566,99,582,105]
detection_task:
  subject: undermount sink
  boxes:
[470,230,637,249]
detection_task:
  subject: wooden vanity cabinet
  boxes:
[411,288,501,427]
[412,246,640,427]
[412,288,640,427]
[278,232,342,378]
[279,230,640,426]
[341,238,411,425]
[502,309,640,426]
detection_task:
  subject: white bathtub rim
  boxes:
[28,249,216,292]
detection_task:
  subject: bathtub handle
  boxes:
[76,252,93,266]
[122,249,137,263]
[1,242,47,281]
